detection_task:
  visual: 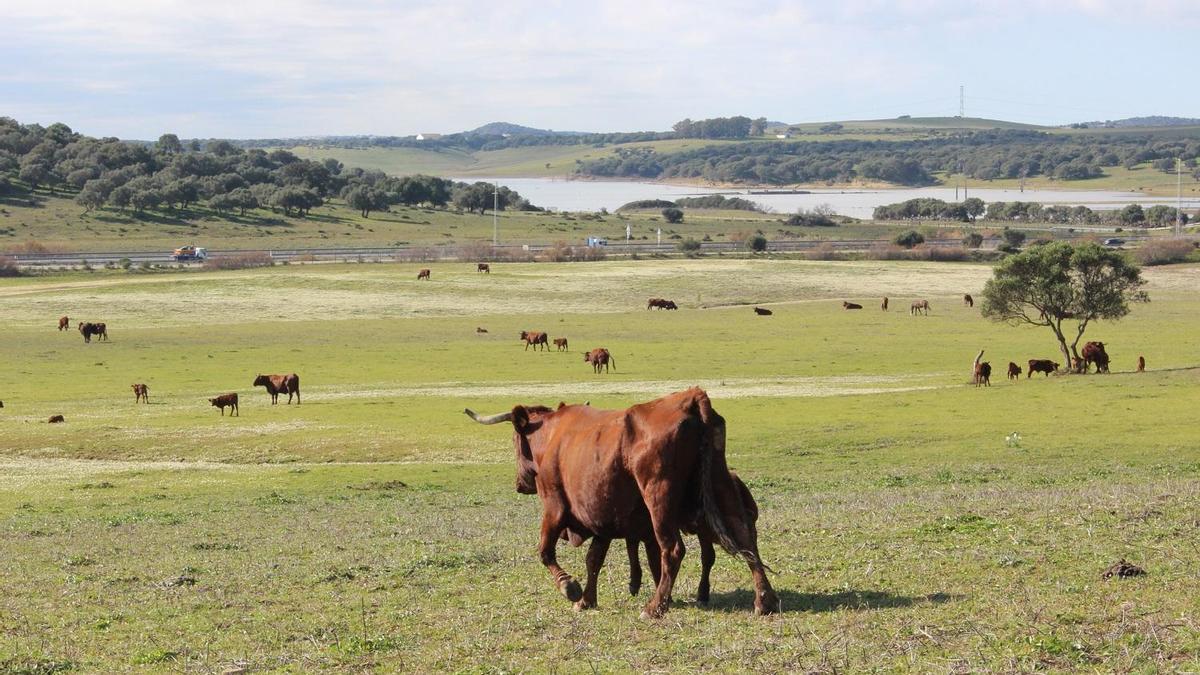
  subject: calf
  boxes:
[209,393,239,416]
[881,297,889,311]
[58,316,70,331]
[48,414,65,423]
[1027,359,1058,377]
[477,263,490,274]
[417,268,431,280]
[842,301,862,310]
[553,337,569,352]
[476,327,488,333]
[910,300,930,316]
[1007,362,1021,380]
[253,373,300,405]
[1137,355,1145,372]
[963,293,974,307]
[753,307,772,316]
[974,362,991,387]
[131,383,149,404]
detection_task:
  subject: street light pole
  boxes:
[492,183,499,246]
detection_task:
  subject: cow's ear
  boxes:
[556,401,566,410]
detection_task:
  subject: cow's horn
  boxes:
[464,408,513,425]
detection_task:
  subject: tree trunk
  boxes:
[972,350,984,384]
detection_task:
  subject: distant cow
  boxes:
[910,300,930,316]
[58,316,70,331]
[553,337,569,351]
[1081,341,1110,373]
[974,362,991,387]
[47,414,65,423]
[753,307,772,316]
[520,331,549,351]
[964,294,974,307]
[1007,362,1021,380]
[1071,356,1086,374]
[584,348,615,374]
[253,373,300,404]
[1027,359,1058,377]
[1137,356,1145,372]
[417,268,431,280]
[477,263,490,274]
[476,327,488,333]
[842,301,862,310]
[881,297,889,311]
[131,383,149,404]
[209,393,238,416]
[647,298,678,310]
[78,322,108,343]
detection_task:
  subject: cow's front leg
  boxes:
[575,536,611,610]
[538,510,582,602]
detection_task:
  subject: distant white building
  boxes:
[415,134,425,141]
[775,133,791,139]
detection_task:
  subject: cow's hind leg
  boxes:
[626,539,642,596]
[712,478,779,615]
[696,533,716,604]
[537,509,582,603]
[575,536,611,611]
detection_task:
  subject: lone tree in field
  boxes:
[981,241,1147,369]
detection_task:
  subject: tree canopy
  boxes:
[981,242,1148,368]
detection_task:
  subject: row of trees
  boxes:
[872,197,1190,227]
[575,129,1200,186]
[671,116,765,139]
[0,118,535,220]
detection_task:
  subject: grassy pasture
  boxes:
[2,259,1200,672]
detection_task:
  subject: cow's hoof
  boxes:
[755,592,781,616]
[639,603,667,620]
[573,599,595,612]
[628,582,640,597]
[561,579,583,602]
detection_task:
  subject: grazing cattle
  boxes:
[1027,359,1058,377]
[209,393,238,416]
[974,362,992,387]
[131,383,149,404]
[58,316,70,331]
[963,294,974,307]
[647,298,678,310]
[48,414,65,423]
[463,389,779,617]
[0,400,4,408]
[1081,341,1110,373]
[476,327,488,333]
[477,263,490,274]
[1040,309,1076,320]
[881,297,889,311]
[520,331,549,351]
[661,300,678,310]
[753,307,773,316]
[553,337,569,352]
[910,300,930,316]
[1071,356,1086,374]
[842,301,862,310]
[584,348,615,374]
[253,373,300,404]
[1137,356,1145,372]
[417,268,431,280]
[1007,362,1021,380]
[78,322,108,343]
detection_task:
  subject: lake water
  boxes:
[456,177,1191,218]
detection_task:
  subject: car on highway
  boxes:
[1103,238,1125,247]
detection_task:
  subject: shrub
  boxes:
[1002,228,1028,248]
[661,207,684,224]
[786,209,837,227]
[677,238,702,253]
[617,199,676,211]
[1134,238,1197,266]
[894,230,925,249]
[202,251,274,270]
[963,232,984,248]
[804,242,839,260]
[0,255,21,277]
[745,233,768,252]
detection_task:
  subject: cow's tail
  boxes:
[695,391,762,568]
[609,355,616,370]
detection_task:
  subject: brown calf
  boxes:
[417,268,431,280]
[842,301,862,310]
[974,362,991,387]
[48,415,65,423]
[1007,362,1021,380]
[553,337,569,351]
[58,316,70,331]
[477,263,490,273]
[209,393,239,416]
[881,297,889,311]
[131,384,149,404]
[1027,359,1058,377]
[1137,355,1145,372]
[963,293,974,307]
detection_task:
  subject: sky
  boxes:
[2,0,1198,140]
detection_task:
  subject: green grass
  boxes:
[2,259,1200,671]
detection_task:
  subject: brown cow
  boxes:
[881,297,889,311]
[131,384,149,404]
[476,327,488,333]
[963,294,974,308]
[753,307,773,316]
[48,414,65,423]
[58,316,70,331]
[974,362,991,387]
[1027,359,1058,377]
[842,301,863,310]
[209,393,238,416]
[647,298,678,310]
[553,337,569,352]
[463,389,779,617]
[253,373,300,404]
[1071,356,1086,374]
[1007,362,1021,380]
[477,263,490,274]
[910,300,930,316]
[1081,341,1110,373]
[78,322,108,343]
[520,331,549,351]
[584,348,615,374]
[417,268,431,280]
[1137,356,1145,372]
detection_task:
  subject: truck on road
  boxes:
[173,245,208,262]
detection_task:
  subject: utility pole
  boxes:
[959,85,965,118]
[492,183,499,246]
[1177,157,1184,236]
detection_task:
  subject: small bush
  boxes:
[0,255,22,277]
[894,230,925,249]
[962,232,984,248]
[1135,238,1198,266]
[661,207,684,224]
[202,252,274,270]
[617,199,676,211]
[677,238,702,253]
[745,233,768,252]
